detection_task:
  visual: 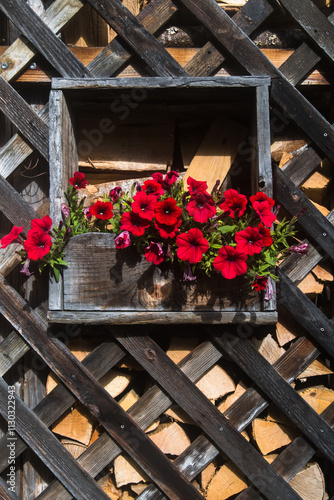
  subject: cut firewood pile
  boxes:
[45,327,334,500]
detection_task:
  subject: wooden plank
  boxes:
[0,332,29,377]
[276,166,334,260]
[27,341,221,500]
[0,0,92,78]
[0,0,84,82]
[275,0,334,65]
[47,310,277,325]
[0,245,22,278]
[0,341,126,473]
[134,336,320,500]
[212,332,334,464]
[0,477,20,500]
[177,0,334,162]
[0,76,48,159]
[280,211,334,284]
[0,276,204,500]
[278,269,334,359]
[87,0,186,77]
[0,377,111,500]
[114,332,302,500]
[0,174,38,233]
[281,145,324,186]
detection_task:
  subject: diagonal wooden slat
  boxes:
[0,341,126,472]
[0,0,84,82]
[0,174,38,233]
[0,377,111,500]
[87,0,187,77]
[0,331,29,376]
[0,76,48,159]
[278,269,334,359]
[0,477,20,500]
[274,0,334,65]
[177,0,334,162]
[212,333,334,464]
[114,331,302,500]
[0,275,204,500]
[0,0,92,78]
[276,166,334,261]
[35,341,222,500]
[280,145,323,186]
[136,335,320,500]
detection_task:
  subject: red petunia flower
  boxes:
[24,230,52,260]
[132,191,157,221]
[144,241,164,265]
[120,211,150,237]
[250,191,275,208]
[155,198,182,226]
[109,187,122,203]
[186,193,216,223]
[258,223,273,247]
[31,215,52,234]
[154,218,181,239]
[164,170,179,187]
[187,177,208,197]
[142,179,164,197]
[90,201,113,220]
[115,231,131,249]
[176,228,209,264]
[235,226,264,256]
[252,275,268,291]
[152,172,164,185]
[252,200,276,227]
[213,246,248,279]
[69,171,88,189]
[219,189,247,218]
[1,226,23,249]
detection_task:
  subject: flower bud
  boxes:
[61,203,70,219]
[289,242,308,254]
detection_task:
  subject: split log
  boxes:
[311,201,330,217]
[299,386,334,414]
[196,365,235,401]
[114,455,148,487]
[131,483,148,495]
[297,273,324,296]
[205,461,247,499]
[251,418,299,455]
[301,171,331,205]
[51,406,94,445]
[271,139,306,163]
[201,460,217,491]
[276,307,302,346]
[166,336,199,364]
[148,422,191,455]
[118,388,140,412]
[289,463,326,500]
[218,381,248,414]
[297,359,333,379]
[101,475,123,500]
[251,334,285,365]
[183,118,248,193]
[60,438,87,459]
[165,405,195,425]
[100,370,131,398]
[312,263,333,283]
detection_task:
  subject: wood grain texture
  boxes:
[87,0,186,77]
[0,0,92,78]
[0,76,48,159]
[114,331,302,500]
[35,341,221,500]
[0,275,204,500]
[278,269,334,359]
[212,332,334,464]
[0,174,38,233]
[0,377,111,500]
[0,478,21,500]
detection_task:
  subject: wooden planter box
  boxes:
[47,76,277,325]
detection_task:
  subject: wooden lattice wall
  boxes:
[0,0,333,499]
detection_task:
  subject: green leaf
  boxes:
[53,266,60,282]
[218,225,237,234]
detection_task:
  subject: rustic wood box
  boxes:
[47,76,276,325]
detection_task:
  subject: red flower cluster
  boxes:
[186,177,216,223]
[70,171,88,190]
[24,216,53,260]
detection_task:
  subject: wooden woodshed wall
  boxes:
[0,0,333,499]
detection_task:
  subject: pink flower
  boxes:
[250,192,275,208]
[219,189,247,218]
[132,191,157,221]
[84,207,92,220]
[109,187,123,203]
[115,231,131,249]
[187,177,208,197]
[213,246,248,279]
[235,226,264,256]
[69,171,88,189]
[289,242,308,254]
[258,223,273,247]
[186,193,216,223]
[120,211,150,237]
[183,261,197,281]
[154,218,181,239]
[24,230,52,260]
[31,215,52,234]
[176,228,209,264]
[145,242,164,265]
[1,226,23,249]
[253,200,276,227]
[20,259,32,277]
[61,204,70,219]
[155,198,182,226]
[264,279,274,301]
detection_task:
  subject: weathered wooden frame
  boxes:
[47,75,276,325]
